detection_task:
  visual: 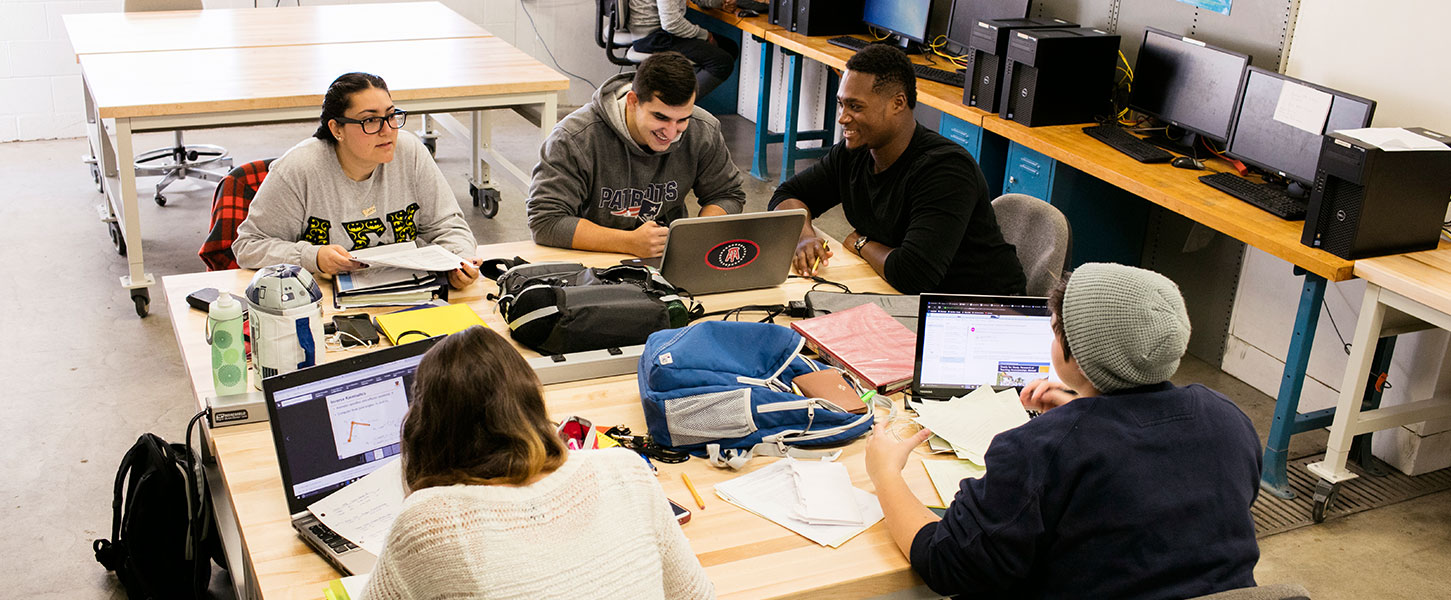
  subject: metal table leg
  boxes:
[1260,272,1334,498]
[749,36,775,181]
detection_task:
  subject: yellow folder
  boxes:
[374,303,488,345]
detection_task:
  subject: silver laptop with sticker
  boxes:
[634,209,808,295]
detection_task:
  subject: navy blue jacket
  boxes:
[911,382,1261,599]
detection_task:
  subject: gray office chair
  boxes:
[991,193,1072,297]
[595,0,653,65]
[123,0,232,206]
[1187,583,1312,600]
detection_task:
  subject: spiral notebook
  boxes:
[790,303,916,394]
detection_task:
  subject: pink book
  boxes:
[791,303,916,394]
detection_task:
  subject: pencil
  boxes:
[810,239,828,273]
[682,472,705,509]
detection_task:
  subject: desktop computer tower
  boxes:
[1301,129,1451,259]
[999,28,1119,127]
[963,18,1076,113]
[792,0,864,36]
[769,0,793,28]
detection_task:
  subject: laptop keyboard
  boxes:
[309,522,359,553]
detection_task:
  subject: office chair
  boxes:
[991,193,1072,297]
[124,0,233,206]
[595,0,653,65]
[200,158,275,271]
[1186,583,1312,600]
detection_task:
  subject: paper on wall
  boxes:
[1272,80,1333,135]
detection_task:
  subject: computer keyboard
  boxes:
[736,0,769,12]
[309,522,359,553]
[1082,124,1174,164]
[913,64,965,87]
[827,36,871,51]
[1198,172,1308,220]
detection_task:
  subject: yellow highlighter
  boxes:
[810,239,829,274]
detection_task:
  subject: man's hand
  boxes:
[721,0,737,12]
[448,257,485,290]
[865,419,933,484]
[631,221,670,258]
[792,236,832,276]
[316,244,363,274]
[1020,379,1078,413]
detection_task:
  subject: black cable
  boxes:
[1322,299,1352,355]
[520,0,599,89]
[788,274,851,293]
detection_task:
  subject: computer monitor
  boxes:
[1129,27,1250,147]
[1225,66,1376,194]
[944,0,1030,47]
[863,0,932,43]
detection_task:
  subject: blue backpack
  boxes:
[639,321,875,468]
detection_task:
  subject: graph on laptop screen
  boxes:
[1225,66,1376,191]
[268,349,427,508]
[1130,27,1250,144]
[915,295,1057,398]
[863,0,932,43]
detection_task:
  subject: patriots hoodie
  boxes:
[526,73,746,248]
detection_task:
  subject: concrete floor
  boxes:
[1,111,1447,598]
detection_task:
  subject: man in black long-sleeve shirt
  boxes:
[767,45,1025,295]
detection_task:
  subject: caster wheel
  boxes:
[423,138,437,156]
[108,221,127,256]
[154,194,167,207]
[1311,479,1341,523]
[186,150,200,161]
[132,290,151,318]
[90,164,103,193]
[471,185,500,218]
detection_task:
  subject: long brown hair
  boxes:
[401,326,566,491]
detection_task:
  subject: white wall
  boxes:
[1222,0,1451,474]
[0,0,620,142]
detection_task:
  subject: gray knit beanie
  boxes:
[1060,263,1190,393]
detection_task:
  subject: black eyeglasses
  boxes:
[334,109,408,135]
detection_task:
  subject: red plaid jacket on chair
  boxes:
[199,158,275,271]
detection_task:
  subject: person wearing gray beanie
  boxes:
[868,263,1262,599]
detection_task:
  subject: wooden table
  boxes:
[1305,248,1451,520]
[64,4,566,318]
[164,240,954,600]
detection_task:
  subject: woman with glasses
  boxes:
[359,326,715,600]
[234,72,482,288]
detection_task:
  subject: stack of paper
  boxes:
[352,243,471,271]
[910,385,1030,464]
[714,458,883,548]
[334,266,446,309]
[789,459,865,526]
[922,459,987,506]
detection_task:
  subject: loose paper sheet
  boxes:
[352,243,469,272]
[715,459,883,548]
[922,459,987,506]
[307,456,406,557]
[1335,127,1451,152]
[790,459,865,526]
[911,386,1029,464]
[1272,80,1333,135]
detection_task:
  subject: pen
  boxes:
[810,239,828,273]
[682,472,705,509]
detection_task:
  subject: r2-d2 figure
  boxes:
[245,264,324,381]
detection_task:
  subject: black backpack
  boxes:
[94,418,223,600]
[485,258,700,356]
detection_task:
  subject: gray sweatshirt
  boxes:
[526,73,746,248]
[234,130,476,274]
[628,0,725,39]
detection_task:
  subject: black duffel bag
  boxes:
[485,258,699,355]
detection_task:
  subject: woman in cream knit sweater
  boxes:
[360,326,714,599]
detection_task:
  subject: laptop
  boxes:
[262,336,442,575]
[911,293,1059,401]
[630,209,808,295]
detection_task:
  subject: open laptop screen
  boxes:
[912,294,1057,399]
[264,336,440,515]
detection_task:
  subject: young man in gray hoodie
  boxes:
[526,52,746,258]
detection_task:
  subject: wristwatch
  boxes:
[852,235,870,254]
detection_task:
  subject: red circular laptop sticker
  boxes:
[704,239,760,270]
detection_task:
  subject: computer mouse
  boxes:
[1171,156,1206,170]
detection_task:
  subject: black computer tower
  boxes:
[1301,129,1451,259]
[999,28,1120,127]
[792,0,864,36]
[963,18,1076,113]
[769,0,793,27]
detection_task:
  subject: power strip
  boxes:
[527,345,645,385]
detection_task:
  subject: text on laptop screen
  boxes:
[272,353,425,503]
[917,297,1057,393]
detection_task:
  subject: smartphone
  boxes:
[186,287,221,312]
[669,499,692,524]
[331,314,381,348]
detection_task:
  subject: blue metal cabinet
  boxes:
[940,113,1007,198]
[1002,141,1149,267]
